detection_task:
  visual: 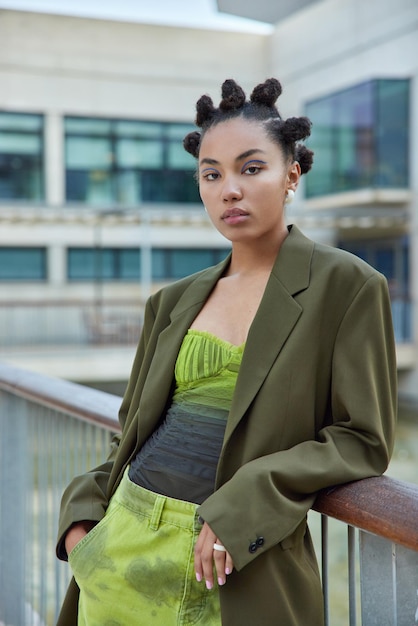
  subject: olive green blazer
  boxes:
[57,225,397,625]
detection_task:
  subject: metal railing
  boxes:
[0,362,417,626]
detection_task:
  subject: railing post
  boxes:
[321,514,330,626]
[0,392,28,625]
[348,525,357,626]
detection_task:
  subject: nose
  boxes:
[222,176,242,202]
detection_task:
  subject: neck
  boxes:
[226,226,289,277]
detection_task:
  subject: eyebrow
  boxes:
[199,148,266,167]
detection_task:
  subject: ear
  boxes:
[287,161,301,191]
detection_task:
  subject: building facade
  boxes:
[1,0,417,396]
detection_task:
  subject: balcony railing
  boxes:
[0,362,417,626]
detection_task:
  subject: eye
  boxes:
[242,160,266,175]
[200,168,220,181]
[243,165,261,175]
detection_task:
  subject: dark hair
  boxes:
[183,78,313,175]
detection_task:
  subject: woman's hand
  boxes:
[65,520,96,557]
[194,522,234,589]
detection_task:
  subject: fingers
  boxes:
[194,522,234,590]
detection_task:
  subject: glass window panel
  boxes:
[0,112,44,201]
[0,133,41,155]
[115,120,163,137]
[120,249,140,279]
[375,80,409,187]
[65,117,204,204]
[67,249,96,279]
[66,136,112,169]
[100,249,116,279]
[167,141,196,169]
[116,138,162,168]
[171,249,217,278]
[305,79,409,197]
[65,117,112,134]
[66,170,113,205]
[86,171,113,205]
[0,113,43,131]
[375,248,395,280]
[141,170,200,203]
[115,170,141,205]
[166,124,195,140]
[151,249,167,280]
[0,247,46,280]
[152,248,231,280]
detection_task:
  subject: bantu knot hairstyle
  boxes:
[183,78,313,175]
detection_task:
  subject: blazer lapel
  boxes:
[224,226,314,442]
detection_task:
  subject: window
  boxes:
[305,79,410,197]
[0,247,46,280]
[152,248,230,280]
[67,247,230,281]
[0,112,44,201]
[65,118,200,206]
[339,237,410,341]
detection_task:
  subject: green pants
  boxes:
[69,468,221,626]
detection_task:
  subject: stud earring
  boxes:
[285,189,295,204]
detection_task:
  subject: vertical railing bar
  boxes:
[348,525,357,626]
[321,514,330,626]
[27,401,36,626]
[38,406,48,622]
[392,542,397,626]
[53,409,63,623]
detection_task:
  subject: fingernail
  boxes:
[195,573,202,582]
[206,580,213,590]
[218,577,225,586]
[225,567,231,575]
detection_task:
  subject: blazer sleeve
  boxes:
[56,297,157,560]
[198,272,397,571]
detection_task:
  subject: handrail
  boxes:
[1,360,417,552]
[313,476,418,552]
[0,361,120,431]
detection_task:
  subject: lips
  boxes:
[221,208,248,219]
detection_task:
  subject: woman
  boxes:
[57,78,397,626]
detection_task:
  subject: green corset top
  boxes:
[129,330,245,504]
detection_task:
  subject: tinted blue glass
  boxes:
[65,117,198,205]
[0,247,46,280]
[0,112,44,201]
[375,80,409,187]
[306,79,409,197]
[339,237,410,341]
[68,247,229,281]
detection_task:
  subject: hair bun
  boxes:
[281,116,312,143]
[195,95,216,127]
[295,145,314,174]
[250,78,282,108]
[183,131,201,158]
[219,79,246,111]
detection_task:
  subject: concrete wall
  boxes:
[0,9,269,121]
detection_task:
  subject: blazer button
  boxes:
[249,536,265,553]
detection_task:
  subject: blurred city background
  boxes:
[0,0,417,624]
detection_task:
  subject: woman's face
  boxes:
[198,117,300,245]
